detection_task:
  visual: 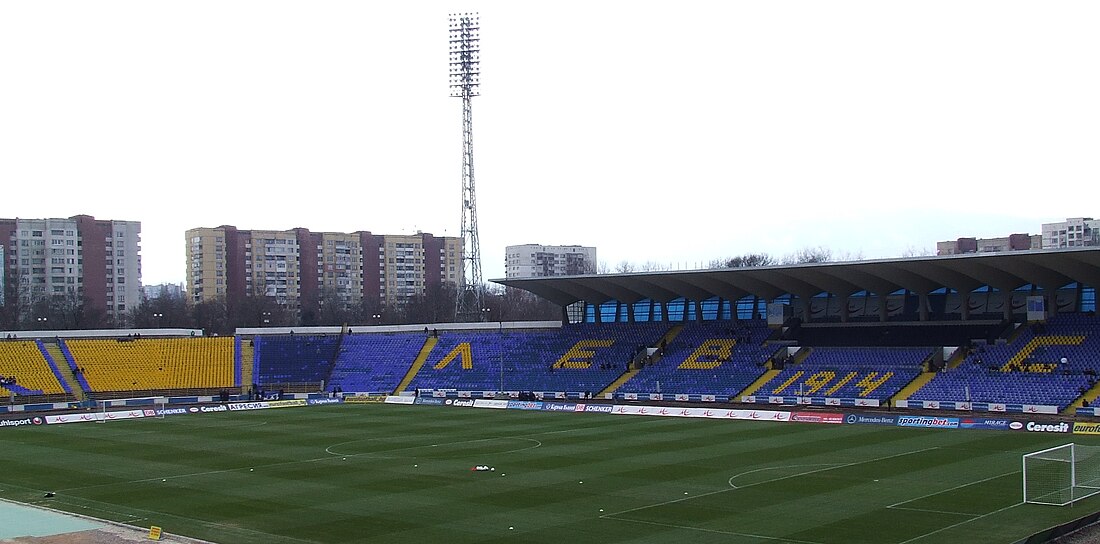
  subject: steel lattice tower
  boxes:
[449,13,484,321]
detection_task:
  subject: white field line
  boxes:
[895,501,1024,544]
[887,471,1019,509]
[43,495,321,544]
[727,464,846,489]
[887,505,978,517]
[603,446,939,520]
[604,516,826,544]
[325,436,542,457]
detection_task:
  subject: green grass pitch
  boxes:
[2,405,1100,543]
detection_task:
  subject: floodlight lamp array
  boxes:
[448,12,480,98]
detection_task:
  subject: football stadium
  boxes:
[3,248,1100,543]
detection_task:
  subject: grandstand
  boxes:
[402,322,666,394]
[616,320,776,397]
[327,332,431,394]
[759,346,930,400]
[63,336,235,396]
[252,334,340,388]
[0,340,70,401]
[910,313,1100,409]
[0,248,1097,412]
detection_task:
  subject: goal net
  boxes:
[1023,443,1100,506]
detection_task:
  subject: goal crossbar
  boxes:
[1024,443,1100,506]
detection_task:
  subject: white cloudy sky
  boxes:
[2,1,1098,286]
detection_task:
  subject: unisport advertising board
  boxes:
[0,416,45,429]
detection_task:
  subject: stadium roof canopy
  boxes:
[494,247,1100,306]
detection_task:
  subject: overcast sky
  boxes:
[2,1,1098,286]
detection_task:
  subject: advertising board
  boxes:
[896,416,959,429]
[957,418,1014,430]
[343,396,386,404]
[1023,421,1071,433]
[0,416,44,429]
[542,402,578,412]
[506,401,543,411]
[582,404,614,413]
[845,413,897,426]
[792,412,844,424]
[1074,422,1100,435]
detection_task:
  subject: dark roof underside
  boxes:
[494,248,1100,306]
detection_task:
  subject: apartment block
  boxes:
[0,215,142,322]
[1043,217,1100,249]
[936,234,1041,256]
[505,244,596,278]
[186,226,462,312]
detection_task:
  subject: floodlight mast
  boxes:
[450,12,484,322]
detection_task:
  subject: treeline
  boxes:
[0,283,560,336]
[605,247,854,273]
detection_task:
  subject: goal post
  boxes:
[1024,443,1100,506]
[149,396,167,419]
[95,399,108,424]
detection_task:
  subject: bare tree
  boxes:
[614,260,636,273]
[191,297,230,335]
[493,286,560,322]
[783,246,833,265]
[129,288,190,329]
[640,261,673,272]
[834,249,865,263]
[403,282,459,324]
[710,253,777,269]
[901,245,932,258]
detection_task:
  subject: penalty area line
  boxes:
[602,446,940,520]
[887,471,1019,509]
[603,515,826,544]
[894,501,1024,544]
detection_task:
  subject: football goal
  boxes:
[1023,443,1100,506]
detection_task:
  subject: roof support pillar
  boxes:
[879,293,888,322]
[961,291,970,321]
[919,292,929,321]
